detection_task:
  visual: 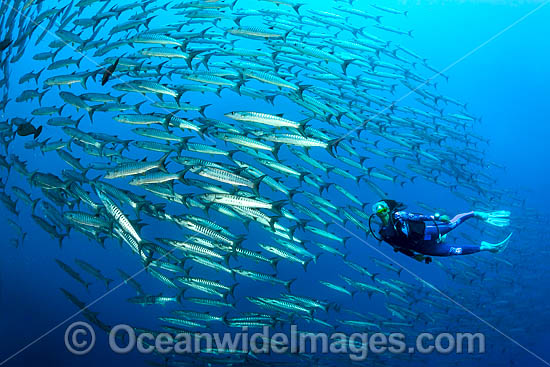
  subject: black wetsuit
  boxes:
[379,211,480,257]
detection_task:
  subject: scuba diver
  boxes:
[369,200,513,264]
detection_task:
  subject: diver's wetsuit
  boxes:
[379,211,480,256]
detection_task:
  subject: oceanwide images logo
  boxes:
[65,322,485,361]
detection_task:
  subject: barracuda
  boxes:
[216,132,275,152]
[320,281,354,297]
[200,193,276,210]
[95,188,142,243]
[227,26,287,40]
[128,294,179,306]
[261,133,328,148]
[44,73,90,88]
[187,256,234,275]
[63,211,110,229]
[132,33,183,47]
[259,243,310,270]
[104,154,168,179]
[129,171,186,186]
[178,279,228,299]
[273,238,316,259]
[189,166,262,192]
[132,127,184,142]
[243,70,300,91]
[179,276,237,296]
[174,218,237,246]
[233,268,295,292]
[159,317,206,329]
[114,113,167,126]
[225,111,303,130]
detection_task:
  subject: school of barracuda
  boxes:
[0,0,548,366]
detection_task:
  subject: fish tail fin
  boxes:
[58,234,66,248]
[31,198,40,214]
[156,60,168,74]
[326,138,341,157]
[35,68,44,83]
[270,258,279,272]
[229,283,238,298]
[272,143,282,160]
[185,50,203,69]
[134,100,146,114]
[303,258,312,272]
[283,28,294,41]
[34,125,43,139]
[285,278,296,293]
[341,59,355,75]
[293,3,304,14]
[38,90,46,106]
[252,175,266,197]
[342,236,351,248]
[221,311,230,326]
[88,107,96,123]
[232,235,246,249]
[296,118,312,136]
[158,152,170,173]
[271,200,287,215]
[223,253,232,266]
[81,74,90,89]
[176,289,186,304]
[177,167,190,185]
[74,115,84,129]
[233,15,244,26]
[296,82,310,98]
[144,16,154,29]
[314,253,321,264]
[105,278,114,289]
[199,104,211,118]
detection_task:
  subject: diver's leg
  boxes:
[418,241,481,256]
[420,234,512,256]
[480,233,513,253]
[425,211,476,239]
[443,211,476,233]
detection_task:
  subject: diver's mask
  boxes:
[372,201,389,216]
[369,201,390,241]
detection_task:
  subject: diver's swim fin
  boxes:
[481,232,513,253]
[475,210,511,227]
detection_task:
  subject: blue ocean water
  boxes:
[1,0,549,366]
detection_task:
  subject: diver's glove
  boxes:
[413,254,433,264]
[434,212,450,222]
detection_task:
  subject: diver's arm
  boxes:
[394,247,416,257]
[395,211,435,222]
[394,247,432,264]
